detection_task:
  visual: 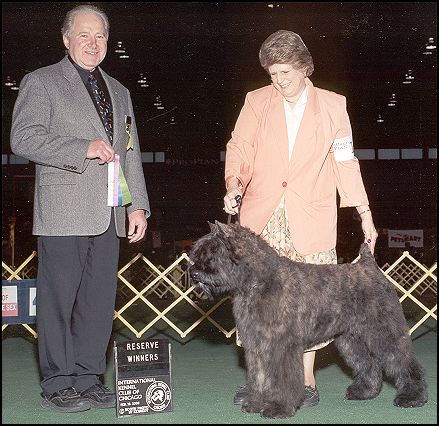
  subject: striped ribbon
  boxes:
[107,154,132,206]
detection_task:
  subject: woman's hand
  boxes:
[357,207,379,254]
[224,178,243,215]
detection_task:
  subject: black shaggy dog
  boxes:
[189,221,427,419]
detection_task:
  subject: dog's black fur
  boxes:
[189,221,428,418]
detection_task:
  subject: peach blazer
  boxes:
[225,78,369,255]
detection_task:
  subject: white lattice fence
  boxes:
[380,251,437,335]
[114,253,233,339]
[2,250,437,340]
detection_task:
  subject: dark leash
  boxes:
[227,195,242,225]
[226,195,243,348]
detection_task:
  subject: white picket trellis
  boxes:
[2,250,437,340]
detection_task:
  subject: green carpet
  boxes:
[2,316,436,424]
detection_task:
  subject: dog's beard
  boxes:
[195,281,215,300]
[190,269,229,300]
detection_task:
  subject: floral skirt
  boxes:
[261,196,336,352]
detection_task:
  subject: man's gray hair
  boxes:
[61,4,109,38]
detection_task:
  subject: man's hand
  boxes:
[87,138,115,164]
[127,210,147,243]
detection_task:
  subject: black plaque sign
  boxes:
[114,338,172,417]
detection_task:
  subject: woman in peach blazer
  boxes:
[224,30,378,408]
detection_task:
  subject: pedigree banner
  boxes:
[388,229,424,248]
[114,338,172,417]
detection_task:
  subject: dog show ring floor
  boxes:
[2,299,437,424]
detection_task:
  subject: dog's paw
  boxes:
[260,403,295,419]
[241,399,262,414]
[345,384,378,400]
[393,395,427,408]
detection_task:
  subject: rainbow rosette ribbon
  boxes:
[107,154,132,206]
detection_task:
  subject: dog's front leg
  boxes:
[259,345,304,418]
[241,348,264,414]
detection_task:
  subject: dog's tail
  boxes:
[358,243,376,264]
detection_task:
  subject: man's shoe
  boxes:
[41,387,92,412]
[80,383,116,408]
[301,385,319,407]
[233,384,247,405]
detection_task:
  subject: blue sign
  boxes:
[2,279,37,324]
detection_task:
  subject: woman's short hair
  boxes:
[61,4,109,38]
[259,30,314,77]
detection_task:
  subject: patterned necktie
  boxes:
[88,73,113,144]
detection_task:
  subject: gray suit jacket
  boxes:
[10,56,150,237]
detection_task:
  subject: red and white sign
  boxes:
[2,286,18,317]
[388,229,424,248]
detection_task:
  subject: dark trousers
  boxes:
[36,216,119,395]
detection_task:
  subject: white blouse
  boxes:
[282,85,308,160]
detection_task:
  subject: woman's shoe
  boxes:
[302,385,319,407]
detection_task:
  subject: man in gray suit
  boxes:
[10,4,150,413]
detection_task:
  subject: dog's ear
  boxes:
[208,221,217,232]
[215,220,233,237]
